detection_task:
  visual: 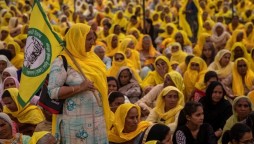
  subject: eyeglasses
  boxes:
[115,57,124,61]
[237,104,250,108]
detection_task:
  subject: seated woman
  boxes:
[139,123,172,144]
[219,96,253,143]
[108,91,125,113]
[230,42,250,62]
[173,101,217,144]
[208,49,234,81]
[29,131,56,144]
[141,56,171,93]
[136,71,184,114]
[2,88,45,136]
[117,66,142,103]
[168,42,187,64]
[7,41,24,70]
[225,29,246,50]
[173,31,193,54]
[176,55,194,76]
[107,76,120,95]
[200,42,216,66]
[108,103,151,144]
[199,81,232,139]
[146,86,184,133]
[0,112,31,143]
[222,58,254,97]
[244,22,254,52]
[105,34,119,57]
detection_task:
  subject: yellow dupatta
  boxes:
[108,103,151,143]
[244,22,254,51]
[7,41,24,69]
[232,58,254,96]
[29,131,50,144]
[226,29,246,50]
[230,42,251,62]
[0,26,13,44]
[112,11,128,30]
[164,71,185,93]
[141,56,171,89]
[105,34,119,57]
[250,48,254,72]
[169,42,187,64]
[3,88,45,124]
[154,86,184,124]
[61,23,111,129]
[173,30,192,46]
[193,33,211,56]
[201,19,215,35]
[159,23,177,39]
[208,49,234,79]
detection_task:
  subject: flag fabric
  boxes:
[18,0,63,107]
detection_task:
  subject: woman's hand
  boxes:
[79,79,96,92]
[214,128,222,137]
[156,64,167,78]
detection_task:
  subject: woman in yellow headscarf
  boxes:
[128,27,142,41]
[193,33,211,56]
[112,11,128,31]
[1,11,12,26]
[141,56,171,90]
[29,131,56,144]
[0,26,13,44]
[119,38,141,71]
[110,24,126,42]
[250,48,254,72]
[106,34,119,57]
[208,49,234,81]
[227,15,244,34]
[7,41,24,69]
[2,88,45,135]
[108,103,151,143]
[159,23,177,40]
[183,56,207,101]
[48,23,110,143]
[244,22,254,52]
[151,12,162,27]
[226,29,246,50]
[230,42,250,62]
[201,19,215,35]
[168,42,187,64]
[146,86,184,133]
[8,17,22,38]
[173,31,193,54]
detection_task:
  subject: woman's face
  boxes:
[2,72,11,82]
[236,32,244,42]
[0,30,8,41]
[85,30,95,52]
[156,59,169,72]
[114,53,124,62]
[234,98,251,120]
[123,107,139,133]
[164,90,179,110]
[161,131,172,144]
[234,46,244,59]
[190,62,200,71]
[187,106,204,126]
[0,119,12,139]
[215,26,223,36]
[114,25,121,35]
[163,75,176,88]
[7,44,15,57]
[171,45,179,53]
[142,37,151,50]
[110,97,125,113]
[0,60,7,73]
[175,33,183,44]
[132,31,139,39]
[2,97,18,112]
[202,44,212,58]
[247,25,253,34]
[108,80,118,94]
[211,85,224,103]
[111,36,118,49]
[237,60,247,76]
[127,41,135,49]
[219,53,231,67]
[4,78,16,89]
[119,69,131,86]
[236,132,253,144]
[117,12,123,19]
[171,64,178,70]
[204,22,212,31]
[166,26,173,35]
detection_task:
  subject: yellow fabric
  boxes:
[1,12,12,26]
[29,131,50,144]
[201,19,215,35]
[3,88,45,124]
[173,30,192,46]
[112,11,128,30]
[164,71,185,93]
[248,90,254,105]
[105,34,119,57]
[244,22,254,51]
[193,33,211,56]
[0,26,13,44]
[230,42,251,62]
[183,56,207,100]
[108,103,151,143]
[208,49,234,79]
[226,29,246,50]
[155,86,184,124]
[250,48,254,72]
[227,23,244,34]
[61,23,111,129]
[128,27,142,41]
[159,23,177,39]
[8,41,24,69]
[125,35,138,46]
[109,24,126,41]
[141,56,171,89]
[232,58,254,96]
[169,42,187,64]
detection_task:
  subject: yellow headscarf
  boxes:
[8,41,24,69]
[169,42,187,64]
[154,86,184,124]
[250,48,254,72]
[109,24,126,42]
[3,88,45,124]
[230,42,250,62]
[164,71,185,93]
[173,30,192,46]
[61,23,111,129]
[193,33,211,56]
[0,26,13,44]
[128,27,142,41]
[232,58,254,96]
[141,56,171,89]
[108,103,151,143]
[125,35,138,46]
[208,49,234,79]
[112,11,127,30]
[226,29,246,50]
[29,131,50,144]
[202,19,215,34]
[159,23,177,39]
[105,34,119,57]
[244,22,254,51]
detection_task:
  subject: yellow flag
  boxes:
[18,0,63,107]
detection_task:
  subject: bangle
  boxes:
[72,86,75,93]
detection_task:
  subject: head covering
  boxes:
[29,131,50,144]
[226,29,246,50]
[173,30,192,46]
[61,23,111,129]
[108,103,151,143]
[210,22,231,47]
[160,23,177,39]
[2,67,18,80]
[230,42,250,61]
[0,112,13,130]
[116,66,141,85]
[105,34,119,57]
[193,33,211,56]
[3,88,44,124]
[208,49,234,79]
[164,71,185,93]
[2,76,20,89]
[232,58,254,96]
[168,42,187,64]
[0,26,13,44]
[154,86,184,124]
[7,41,24,69]
[142,123,170,143]
[0,55,13,68]
[135,35,158,59]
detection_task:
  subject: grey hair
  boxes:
[93,45,105,53]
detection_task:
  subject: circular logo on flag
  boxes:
[23,28,51,77]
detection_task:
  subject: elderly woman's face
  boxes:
[0,118,12,139]
[85,30,95,52]
[123,107,139,133]
[2,96,18,112]
[142,36,151,50]
[164,90,179,110]
[234,98,252,120]
[215,26,223,36]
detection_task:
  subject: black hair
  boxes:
[0,50,13,60]
[104,22,111,29]
[145,123,170,142]
[108,91,124,105]
[177,101,203,128]
[205,81,226,104]
[2,90,11,99]
[130,15,137,21]
[118,68,132,86]
[222,123,251,144]
[201,42,216,65]
[185,55,194,65]
[204,71,218,83]
[107,76,119,90]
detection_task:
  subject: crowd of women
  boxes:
[1,0,254,143]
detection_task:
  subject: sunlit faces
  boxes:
[211,85,224,103]
[85,30,95,52]
[164,90,179,110]
[234,98,252,121]
[114,53,124,62]
[142,36,151,50]
[108,80,118,94]
[190,62,200,71]
[2,97,18,112]
[219,53,231,67]
[0,119,12,139]
[187,106,204,126]
[111,35,118,49]
[0,60,7,73]
[119,69,132,86]
[123,107,139,133]
[237,60,247,76]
